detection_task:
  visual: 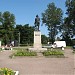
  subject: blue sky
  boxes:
[0,0,66,36]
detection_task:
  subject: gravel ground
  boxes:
[0,48,74,75]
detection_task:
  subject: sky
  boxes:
[0,0,66,36]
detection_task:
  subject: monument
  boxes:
[29,15,47,52]
[34,15,40,31]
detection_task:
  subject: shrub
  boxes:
[14,50,37,56]
[0,68,15,75]
[43,50,64,57]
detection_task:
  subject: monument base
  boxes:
[29,31,47,52]
[28,48,47,52]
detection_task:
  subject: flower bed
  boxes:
[9,50,37,58]
[42,50,64,57]
[0,68,19,75]
[14,50,37,56]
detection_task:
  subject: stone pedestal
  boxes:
[34,31,41,48]
[29,31,47,52]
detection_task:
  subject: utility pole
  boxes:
[18,32,20,46]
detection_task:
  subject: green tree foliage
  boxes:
[2,11,15,30]
[0,12,3,25]
[41,35,48,44]
[61,0,75,45]
[15,24,34,45]
[65,0,75,36]
[0,11,15,45]
[41,3,63,43]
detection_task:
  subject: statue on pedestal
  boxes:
[34,15,40,31]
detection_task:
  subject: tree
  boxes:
[64,0,75,38]
[2,11,15,30]
[0,11,15,45]
[61,0,75,45]
[41,35,48,44]
[15,24,34,45]
[41,2,63,43]
[0,12,3,25]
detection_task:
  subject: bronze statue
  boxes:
[34,15,40,31]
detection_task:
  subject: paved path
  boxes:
[0,49,74,75]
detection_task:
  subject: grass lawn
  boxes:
[66,46,72,49]
[13,47,28,50]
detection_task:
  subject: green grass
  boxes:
[66,46,72,49]
[13,47,28,50]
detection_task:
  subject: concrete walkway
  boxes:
[0,49,74,75]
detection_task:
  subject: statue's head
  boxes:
[36,15,38,17]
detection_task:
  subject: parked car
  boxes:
[42,41,66,49]
[52,41,66,48]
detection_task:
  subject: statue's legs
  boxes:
[38,25,39,31]
[35,23,40,31]
[37,22,40,31]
